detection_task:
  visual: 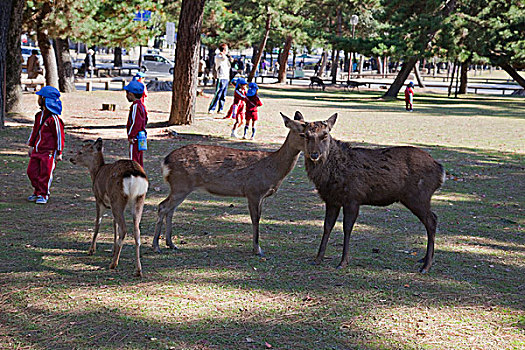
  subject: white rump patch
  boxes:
[123,176,149,199]
[161,162,171,182]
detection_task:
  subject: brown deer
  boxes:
[285,113,445,273]
[70,138,148,277]
[153,112,306,256]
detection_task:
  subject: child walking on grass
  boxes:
[229,78,248,137]
[405,81,415,111]
[243,82,262,140]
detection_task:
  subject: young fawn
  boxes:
[153,112,305,256]
[71,138,148,276]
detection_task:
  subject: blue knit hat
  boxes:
[134,72,146,79]
[36,86,62,115]
[236,77,247,88]
[124,79,145,95]
[247,82,258,97]
[408,81,415,87]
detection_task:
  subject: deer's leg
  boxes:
[131,195,145,277]
[338,201,360,269]
[247,196,264,256]
[109,206,127,270]
[153,197,169,253]
[112,220,118,255]
[153,191,189,253]
[313,204,341,265]
[402,198,437,274]
[88,202,103,255]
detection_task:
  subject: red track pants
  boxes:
[129,142,143,167]
[27,151,57,199]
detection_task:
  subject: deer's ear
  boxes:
[294,111,304,121]
[282,112,305,132]
[326,113,338,131]
[94,138,103,151]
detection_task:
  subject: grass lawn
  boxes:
[0,85,523,349]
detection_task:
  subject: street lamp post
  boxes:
[349,14,359,78]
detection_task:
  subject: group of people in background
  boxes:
[26,72,148,204]
[208,43,263,140]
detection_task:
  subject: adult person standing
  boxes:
[84,49,96,78]
[26,50,43,79]
[208,43,231,115]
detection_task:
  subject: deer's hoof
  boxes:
[253,248,264,257]
[135,270,143,278]
[166,242,178,250]
[87,249,95,256]
[109,263,117,270]
[153,246,161,254]
[310,259,322,266]
[419,265,431,274]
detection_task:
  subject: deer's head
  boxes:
[282,111,309,151]
[70,138,104,168]
[283,112,338,162]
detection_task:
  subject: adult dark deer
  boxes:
[285,113,445,273]
[70,138,148,277]
[153,112,305,256]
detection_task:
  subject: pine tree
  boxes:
[169,0,207,125]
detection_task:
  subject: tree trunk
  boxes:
[277,35,293,84]
[169,0,206,125]
[114,47,122,67]
[6,0,24,115]
[376,56,382,75]
[0,0,14,128]
[459,60,468,94]
[248,10,271,82]
[332,8,342,83]
[448,61,457,97]
[499,61,525,88]
[382,56,418,98]
[55,37,76,93]
[317,51,328,77]
[37,30,59,88]
[413,61,425,88]
[331,49,340,84]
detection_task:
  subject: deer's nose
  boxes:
[310,152,320,161]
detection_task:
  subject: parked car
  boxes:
[140,54,174,74]
[21,46,43,67]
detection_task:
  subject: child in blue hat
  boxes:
[133,72,148,107]
[26,86,65,204]
[124,79,148,168]
[243,82,262,139]
[227,77,248,137]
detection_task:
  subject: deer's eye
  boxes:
[320,133,328,140]
[299,133,306,138]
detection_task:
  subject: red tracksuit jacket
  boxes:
[27,110,65,155]
[245,95,263,120]
[126,99,148,141]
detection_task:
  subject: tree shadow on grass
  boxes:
[1,121,524,349]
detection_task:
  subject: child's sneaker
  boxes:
[35,195,48,204]
[249,135,255,140]
[27,194,38,202]
[230,130,237,138]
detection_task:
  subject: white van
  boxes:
[140,54,174,74]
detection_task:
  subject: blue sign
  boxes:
[133,10,152,22]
